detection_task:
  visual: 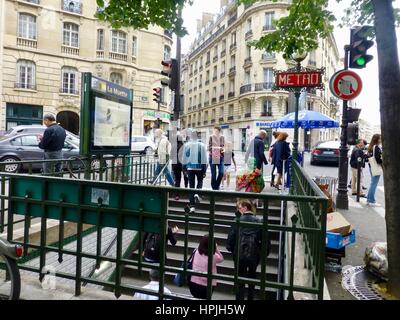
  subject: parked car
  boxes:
[0,133,80,173]
[131,136,155,154]
[310,141,340,166]
[1,125,80,145]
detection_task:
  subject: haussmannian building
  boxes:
[180,0,340,152]
[0,0,174,136]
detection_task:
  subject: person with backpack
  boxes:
[143,225,179,263]
[227,199,268,300]
[350,139,367,197]
[182,130,207,213]
[188,235,224,299]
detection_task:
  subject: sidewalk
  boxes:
[325,195,387,300]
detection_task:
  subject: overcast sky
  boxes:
[179,0,400,126]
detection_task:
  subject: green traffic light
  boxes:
[356,56,366,66]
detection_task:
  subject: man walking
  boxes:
[182,130,207,213]
[350,139,367,197]
[245,130,269,170]
[208,126,225,190]
[154,129,174,185]
[38,114,66,174]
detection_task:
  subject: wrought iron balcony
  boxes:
[198,104,202,109]
[240,84,252,94]
[212,97,217,104]
[262,53,276,60]
[204,101,210,107]
[213,56,218,62]
[261,111,273,117]
[213,76,218,82]
[229,66,236,76]
[219,117,224,123]
[211,119,216,124]
[219,95,225,101]
[230,43,237,51]
[199,65,203,71]
[220,49,226,58]
[263,25,276,31]
[243,57,252,67]
[255,82,274,91]
[14,82,36,90]
[205,60,211,67]
[164,29,173,38]
[205,80,210,85]
[228,115,234,121]
[228,14,237,26]
[245,113,251,118]
[245,30,253,39]
[228,92,235,98]
[220,72,226,78]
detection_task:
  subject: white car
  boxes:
[131,136,155,154]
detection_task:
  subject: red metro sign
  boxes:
[275,71,323,88]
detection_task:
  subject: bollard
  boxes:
[356,157,362,202]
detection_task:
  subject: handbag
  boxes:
[369,146,383,177]
[173,249,196,287]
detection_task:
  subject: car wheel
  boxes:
[0,156,21,173]
[310,159,317,166]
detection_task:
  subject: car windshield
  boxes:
[317,141,340,149]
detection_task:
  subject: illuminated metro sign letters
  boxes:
[275,71,322,88]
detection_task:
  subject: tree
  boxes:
[240,0,400,297]
[95,0,192,36]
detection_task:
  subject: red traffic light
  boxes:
[161,60,172,68]
[153,87,161,94]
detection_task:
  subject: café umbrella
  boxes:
[269,110,340,129]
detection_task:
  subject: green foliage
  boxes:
[96,0,193,36]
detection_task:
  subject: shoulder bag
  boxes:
[369,146,383,177]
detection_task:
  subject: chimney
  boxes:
[201,12,214,28]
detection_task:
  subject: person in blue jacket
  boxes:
[182,130,207,213]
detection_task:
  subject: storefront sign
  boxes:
[143,110,171,120]
[256,122,273,128]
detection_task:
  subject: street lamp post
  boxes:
[290,52,307,192]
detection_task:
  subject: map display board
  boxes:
[80,73,133,155]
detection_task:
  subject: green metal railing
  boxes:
[0,153,159,184]
[0,159,328,300]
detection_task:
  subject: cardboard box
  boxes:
[326,212,352,236]
[326,230,356,249]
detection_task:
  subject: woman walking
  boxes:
[366,134,383,207]
[208,127,225,190]
[268,131,280,188]
[189,235,224,299]
[271,132,291,190]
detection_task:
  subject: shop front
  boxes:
[142,110,171,137]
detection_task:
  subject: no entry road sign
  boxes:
[329,70,363,100]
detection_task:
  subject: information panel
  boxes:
[80,73,133,155]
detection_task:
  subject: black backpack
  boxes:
[144,233,161,261]
[239,231,259,262]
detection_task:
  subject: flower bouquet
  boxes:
[235,157,265,193]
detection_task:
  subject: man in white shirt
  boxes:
[134,269,172,300]
[154,129,175,185]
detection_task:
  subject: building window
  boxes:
[221,61,226,73]
[263,51,276,59]
[220,107,224,117]
[220,83,225,95]
[246,45,251,58]
[245,71,251,85]
[111,30,127,54]
[110,72,123,85]
[97,29,104,50]
[229,79,235,92]
[213,66,217,78]
[63,22,79,47]
[164,45,171,60]
[62,0,82,14]
[231,32,236,44]
[246,18,252,32]
[263,99,272,115]
[18,13,36,39]
[263,67,274,84]
[222,39,226,51]
[132,36,138,56]
[264,12,275,30]
[61,67,77,94]
[228,104,234,116]
[16,60,36,89]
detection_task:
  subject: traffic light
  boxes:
[153,87,161,104]
[347,123,359,145]
[161,58,179,91]
[349,26,374,69]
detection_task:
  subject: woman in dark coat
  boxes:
[271,132,291,190]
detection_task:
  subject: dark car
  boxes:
[1,125,80,145]
[310,141,340,166]
[0,133,79,173]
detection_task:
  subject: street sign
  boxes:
[329,70,363,101]
[275,71,322,88]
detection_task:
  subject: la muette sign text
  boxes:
[275,71,322,88]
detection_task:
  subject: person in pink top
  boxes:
[189,235,224,299]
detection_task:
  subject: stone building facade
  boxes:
[180,0,340,151]
[0,0,173,136]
